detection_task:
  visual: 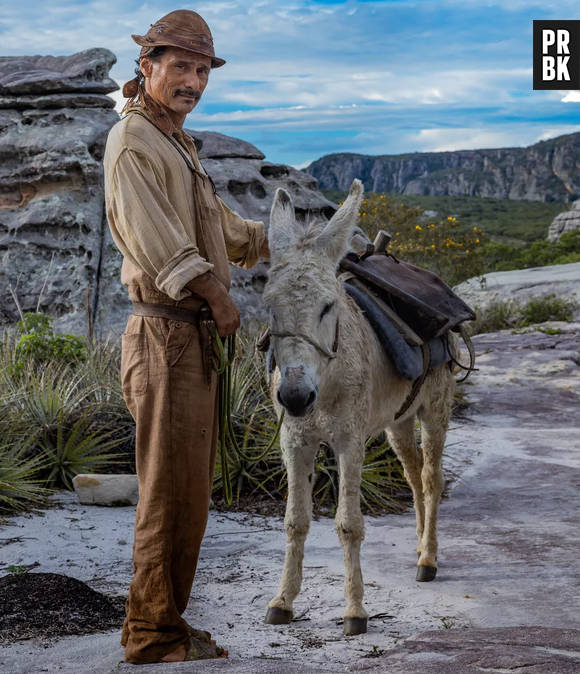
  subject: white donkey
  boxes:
[262,179,457,636]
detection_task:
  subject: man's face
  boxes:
[141,47,211,117]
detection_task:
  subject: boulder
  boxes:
[547,199,580,241]
[72,474,139,506]
[0,106,120,335]
[454,261,580,310]
[189,129,265,160]
[0,49,119,95]
[0,93,116,109]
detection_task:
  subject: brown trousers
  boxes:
[119,284,219,664]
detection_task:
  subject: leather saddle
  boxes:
[337,231,477,418]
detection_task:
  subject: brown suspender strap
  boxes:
[131,301,201,325]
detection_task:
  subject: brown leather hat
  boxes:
[132,9,226,68]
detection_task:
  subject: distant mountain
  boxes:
[305,132,580,203]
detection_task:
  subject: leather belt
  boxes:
[131,301,202,325]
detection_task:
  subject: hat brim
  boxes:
[131,34,226,68]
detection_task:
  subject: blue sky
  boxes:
[2,0,580,167]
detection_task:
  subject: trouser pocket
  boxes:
[164,320,194,367]
[121,333,149,397]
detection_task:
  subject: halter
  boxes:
[269,317,340,360]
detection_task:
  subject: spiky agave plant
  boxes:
[37,406,129,489]
[212,331,286,503]
[0,436,52,513]
[311,439,411,515]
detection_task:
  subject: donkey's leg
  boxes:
[335,441,368,636]
[386,417,425,556]
[265,432,318,625]
[415,394,452,582]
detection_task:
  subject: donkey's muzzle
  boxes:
[277,376,318,418]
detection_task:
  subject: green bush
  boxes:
[349,193,489,284]
[482,230,580,272]
[469,300,521,335]
[470,293,579,335]
[519,293,578,326]
[12,312,87,374]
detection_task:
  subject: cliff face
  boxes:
[0,50,336,337]
[306,133,580,203]
[0,49,120,336]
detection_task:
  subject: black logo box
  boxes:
[533,20,580,90]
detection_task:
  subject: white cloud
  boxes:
[561,92,580,103]
[408,128,530,152]
[291,159,315,170]
[534,126,580,142]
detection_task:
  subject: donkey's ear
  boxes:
[268,188,301,258]
[316,179,364,263]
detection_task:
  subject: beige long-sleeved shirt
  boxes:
[104,110,265,301]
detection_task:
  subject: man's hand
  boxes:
[185,271,240,337]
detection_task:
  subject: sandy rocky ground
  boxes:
[2,322,580,673]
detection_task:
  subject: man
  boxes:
[103,9,269,664]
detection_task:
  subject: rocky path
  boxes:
[1,325,580,673]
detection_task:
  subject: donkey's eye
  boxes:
[319,302,334,321]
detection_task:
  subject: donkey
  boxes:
[262,179,458,636]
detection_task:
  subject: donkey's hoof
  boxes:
[416,565,437,582]
[265,607,293,625]
[344,617,368,636]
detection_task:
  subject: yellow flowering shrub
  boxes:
[352,193,489,285]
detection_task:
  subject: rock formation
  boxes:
[0,49,119,336]
[454,261,580,311]
[547,199,580,241]
[0,49,337,337]
[307,132,580,204]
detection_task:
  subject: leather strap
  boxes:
[131,301,202,325]
[394,341,431,421]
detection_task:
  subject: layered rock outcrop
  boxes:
[0,49,119,335]
[0,50,337,336]
[547,199,580,241]
[307,132,580,203]
[454,261,580,311]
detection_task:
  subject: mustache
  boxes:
[174,89,201,100]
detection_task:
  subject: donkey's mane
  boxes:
[294,214,328,249]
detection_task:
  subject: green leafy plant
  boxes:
[312,439,410,515]
[470,293,578,335]
[481,230,580,273]
[6,565,29,574]
[519,293,578,326]
[11,312,87,375]
[469,299,521,335]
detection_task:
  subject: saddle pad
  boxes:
[344,283,451,381]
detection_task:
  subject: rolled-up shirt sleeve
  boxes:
[108,147,213,300]
[216,196,266,269]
